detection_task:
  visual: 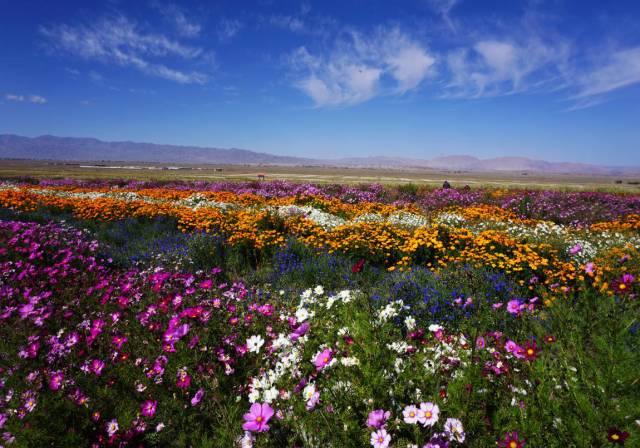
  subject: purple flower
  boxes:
[444,418,465,443]
[191,388,205,406]
[366,409,390,429]
[242,403,274,433]
[48,371,64,391]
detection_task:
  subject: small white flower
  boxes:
[246,335,265,354]
[404,316,416,330]
[264,387,278,403]
[295,308,310,322]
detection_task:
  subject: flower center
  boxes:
[425,411,432,418]
[620,283,626,289]
[612,434,620,440]
[256,416,263,423]
[323,356,329,363]
[409,412,415,417]
[509,442,518,448]
[527,349,534,355]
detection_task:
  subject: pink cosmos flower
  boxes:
[506,299,522,315]
[106,419,119,437]
[402,405,419,424]
[585,262,595,275]
[141,400,157,418]
[418,402,439,427]
[504,340,523,358]
[569,243,582,255]
[313,348,333,371]
[370,429,391,448]
[176,368,191,389]
[242,403,274,433]
[366,409,390,429]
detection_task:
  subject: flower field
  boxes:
[0,178,638,447]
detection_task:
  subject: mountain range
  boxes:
[0,134,638,176]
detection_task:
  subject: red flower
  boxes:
[607,428,630,444]
[522,341,538,361]
[498,431,526,448]
[351,258,365,273]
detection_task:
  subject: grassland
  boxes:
[1,159,640,192]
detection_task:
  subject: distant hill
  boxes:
[0,134,315,166]
[1,134,638,176]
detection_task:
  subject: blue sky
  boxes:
[1,0,639,164]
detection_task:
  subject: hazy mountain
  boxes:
[0,134,315,166]
[0,134,638,175]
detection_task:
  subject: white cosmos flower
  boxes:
[246,335,265,354]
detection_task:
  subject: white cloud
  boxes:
[574,47,640,98]
[5,94,47,104]
[270,15,306,33]
[288,27,435,107]
[218,19,243,42]
[40,15,210,84]
[444,36,570,98]
[5,94,25,102]
[29,95,47,104]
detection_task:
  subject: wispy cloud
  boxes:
[444,36,570,98]
[288,27,435,107]
[40,15,210,84]
[155,2,202,37]
[218,18,243,42]
[269,15,306,33]
[5,94,48,104]
[574,47,640,98]
[425,0,460,31]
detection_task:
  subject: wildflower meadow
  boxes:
[0,178,638,447]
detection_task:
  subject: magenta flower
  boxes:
[176,368,191,389]
[90,359,105,376]
[111,335,127,349]
[48,371,64,391]
[366,409,390,429]
[141,400,157,418]
[242,403,274,433]
[313,348,333,371]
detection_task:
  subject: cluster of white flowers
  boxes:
[387,212,429,228]
[377,300,405,323]
[180,193,231,210]
[274,205,347,229]
[435,212,466,227]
